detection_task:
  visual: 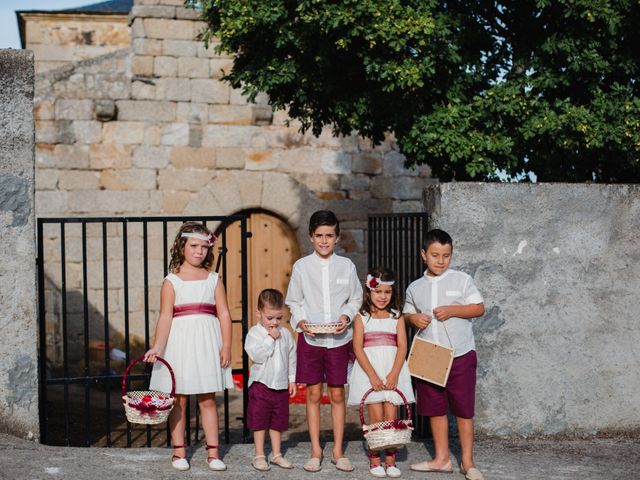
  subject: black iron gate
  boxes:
[367,212,430,436]
[36,215,250,447]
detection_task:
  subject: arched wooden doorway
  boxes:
[219,211,300,369]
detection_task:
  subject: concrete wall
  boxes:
[0,49,39,439]
[426,182,640,435]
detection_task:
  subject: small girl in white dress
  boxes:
[348,267,415,478]
[144,222,233,472]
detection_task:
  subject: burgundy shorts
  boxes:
[415,350,477,419]
[246,382,289,432]
[295,334,351,385]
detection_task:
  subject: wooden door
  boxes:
[219,212,300,370]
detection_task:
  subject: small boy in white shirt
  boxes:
[245,289,296,471]
[404,229,485,480]
[285,210,363,473]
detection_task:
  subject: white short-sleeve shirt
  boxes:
[403,269,483,357]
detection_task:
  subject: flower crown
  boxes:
[181,231,217,247]
[366,274,395,290]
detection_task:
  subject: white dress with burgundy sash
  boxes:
[347,313,415,406]
[149,272,233,394]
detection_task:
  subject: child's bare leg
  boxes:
[456,417,476,471]
[253,430,266,457]
[429,415,451,467]
[327,385,346,458]
[382,402,398,465]
[367,403,384,466]
[268,429,282,456]
[306,383,323,458]
[196,393,220,457]
[169,394,188,457]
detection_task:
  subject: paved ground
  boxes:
[1,432,638,480]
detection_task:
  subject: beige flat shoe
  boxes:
[271,453,294,469]
[252,455,270,471]
[410,459,453,472]
[303,456,322,472]
[332,456,355,472]
[461,466,485,480]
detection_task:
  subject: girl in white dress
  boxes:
[348,267,415,478]
[144,222,233,472]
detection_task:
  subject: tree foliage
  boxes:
[190,0,640,182]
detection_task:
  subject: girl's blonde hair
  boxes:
[359,266,401,318]
[169,222,215,273]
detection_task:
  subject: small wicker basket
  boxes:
[121,355,175,425]
[360,388,413,451]
[305,322,342,334]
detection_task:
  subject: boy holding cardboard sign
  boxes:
[403,229,485,480]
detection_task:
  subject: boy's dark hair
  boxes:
[422,229,453,251]
[308,210,340,236]
[257,288,284,309]
[360,266,401,317]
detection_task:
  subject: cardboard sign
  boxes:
[407,335,454,387]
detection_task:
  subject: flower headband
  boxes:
[366,274,395,290]
[181,231,216,247]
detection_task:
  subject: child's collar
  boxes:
[313,251,335,263]
[423,269,450,281]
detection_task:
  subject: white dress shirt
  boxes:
[244,324,296,389]
[403,269,483,357]
[285,252,363,348]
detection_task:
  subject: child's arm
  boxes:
[144,279,175,362]
[288,331,297,397]
[244,328,276,363]
[214,279,232,368]
[402,286,432,330]
[384,315,409,390]
[285,265,314,335]
[433,303,484,321]
[352,314,384,391]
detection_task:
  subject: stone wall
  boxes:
[426,183,640,435]
[0,50,39,439]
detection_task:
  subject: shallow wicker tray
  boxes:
[305,322,342,334]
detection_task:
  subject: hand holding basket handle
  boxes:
[121,355,176,425]
[360,387,413,451]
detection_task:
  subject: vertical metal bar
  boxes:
[163,220,171,447]
[221,223,229,443]
[60,223,70,446]
[102,222,111,446]
[81,222,90,447]
[240,216,249,443]
[142,221,152,446]
[37,219,48,445]
[122,220,132,447]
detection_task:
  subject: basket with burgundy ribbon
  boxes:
[360,387,413,451]
[121,355,175,425]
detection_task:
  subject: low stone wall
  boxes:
[0,49,38,439]
[426,182,640,435]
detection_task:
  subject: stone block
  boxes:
[87,76,131,101]
[116,100,176,122]
[352,152,383,175]
[176,6,201,20]
[133,38,163,56]
[95,100,117,122]
[144,18,195,40]
[245,150,277,171]
[229,87,249,105]
[89,144,133,169]
[321,151,352,174]
[67,191,151,214]
[162,39,198,57]
[209,59,233,79]
[101,169,157,190]
[36,191,68,213]
[55,99,94,120]
[202,125,265,148]
[131,5,176,18]
[132,80,157,100]
[260,172,304,222]
[54,145,91,169]
[370,176,425,200]
[159,0,184,5]
[315,191,346,200]
[154,56,177,77]
[133,146,170,168]
[58,170,101,190]
[161,191,192,213]
[157,166,214,191]
[215,147,245,169]
[252,105,273,125]
[382,150,429,177]
[131,18,146,39]
[35,120,58,143]
[191,79,230,104]
[161,123,190,146]
[72,121,102,144]
[58,120,76,144]
[273,148,321,172]
[35,100,55,120]
[36,144,56,168]
[291,173,340,192]
[340,173,370,192]
[176,102,208,124]
[189,125,202,147]
[132,55,154,76]
[142,124,161,145]
[35,169,59,190]
[169,146,216,169]
[102,121,146,145]
[178,57,209,78]
[155,77,191,102]
[208,105,254,125]
[134,0,161,5]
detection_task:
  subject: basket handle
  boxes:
[121,355,176,399]
[359,387,412,427]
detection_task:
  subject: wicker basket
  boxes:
[360,388,413,451]
[121,355,175,425]
[305,322,342,334]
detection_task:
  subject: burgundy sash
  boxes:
[173,303,217,317]
[363,332,397,348]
